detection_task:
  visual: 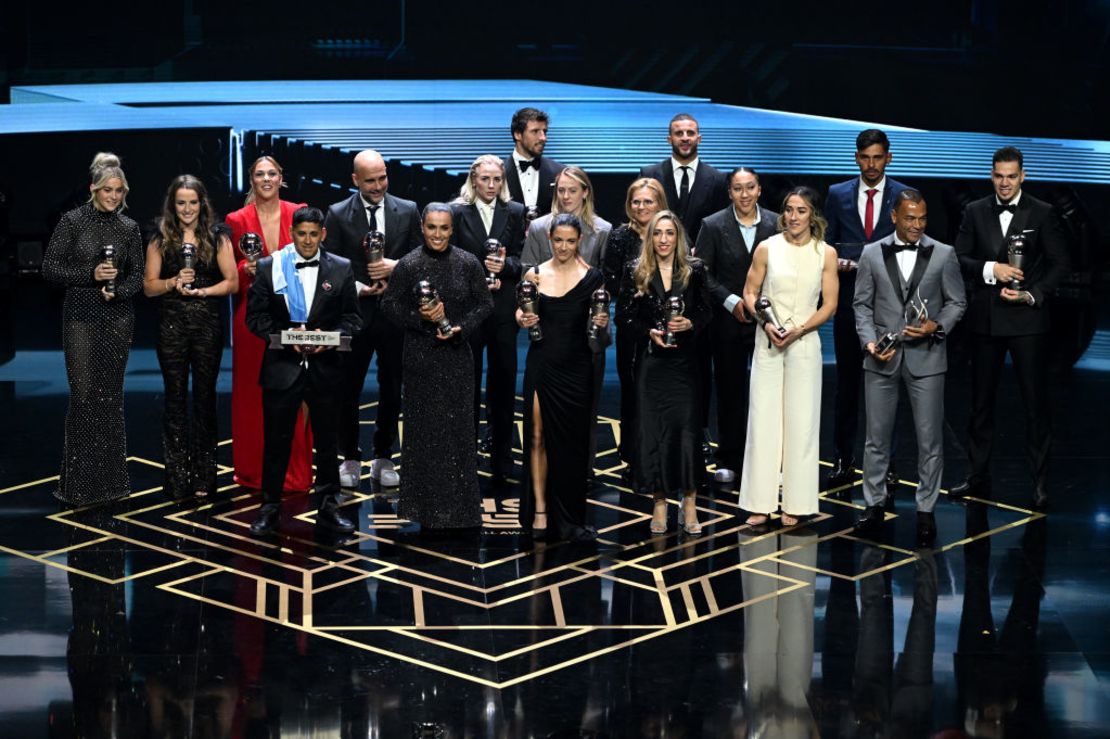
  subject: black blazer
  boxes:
[616,258,713,359]
[504,154,564,216]
[639,158,729,244]
[954,193,1069,337]
[695,205,780,326]
[322,191,421,322]
[245,249,363,391]
[449,199,527,322]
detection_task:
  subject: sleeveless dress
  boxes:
[739,234,826,516]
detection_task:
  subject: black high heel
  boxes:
[531,509,548,538]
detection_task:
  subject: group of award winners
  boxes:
[44,107,1068,546]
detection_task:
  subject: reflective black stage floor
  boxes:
[1,348,1109,738]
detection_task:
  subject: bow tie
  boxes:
[295,259,320,269]
[993,202,1017,215]
[518,158,539,173]
[895,242,919,253]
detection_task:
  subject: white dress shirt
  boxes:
[512,150,540,208]
[857,176,886,235]
[294,250,319,315]
[671,156,699,194]
[893,237,919,282]
[476,198,495,235]
[983,190,1022,285]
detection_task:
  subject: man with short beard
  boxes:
[504,107,564,217]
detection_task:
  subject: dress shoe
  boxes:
[1032,485,1049,511]
[316,504,356,534]
[370,458,400,488]
[853,504,885,538]
[916,511,937,546]
[249,504,281,536]
[948,478,989,501]
[827,458,856,487]
[339,460,361,489]
[713,467,736,485]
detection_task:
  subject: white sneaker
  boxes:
[371,458,400,488]
[339,460,361,489]
[713,468,736,484]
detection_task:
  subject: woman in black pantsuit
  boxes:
[617,211,711,536]
[42,152,144,506]
[143,175,238,499]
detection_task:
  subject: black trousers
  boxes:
[697,328,713,436]
[711,314,755,472]
[472,316,519,478]
[616,327,637,466]
[832,299,864,462]
[262,369,341,505]
[967,332,1051,488]
[338,310,403,461]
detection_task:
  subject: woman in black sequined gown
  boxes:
[617,211,711,535]
[517,214,610,541]
[42,153,144,506]
[143,175,238,499]
[381,204,493,529]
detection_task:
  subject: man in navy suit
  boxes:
[504,107,564,217]
[824,129,910,487]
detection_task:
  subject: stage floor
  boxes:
[1,343,1109,737]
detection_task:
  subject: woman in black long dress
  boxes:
[381,203,493,529]
[517,214,610,541]
[601,177,668,481]
[42,152,144,506]
[617,210,711,535]
[142,175,238,499]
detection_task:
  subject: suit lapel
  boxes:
[506,155,523,203]
[756,207,779,244]
[659,160,680,212]
[904,243,934,301]
[850,178,867,235]
[462,205,485,249]
[650,268,667,301]
[306,252,330,325]
[490,201,509,241]
[1004,197,1032,241]
[880,239,905,302]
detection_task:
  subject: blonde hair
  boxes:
[244,155,286,205]
[624,177,668,228]
[87,152,129,210]
[633,211,691,294]
[777,186,827,250]
[457,154,511,205]
[550,166,597,234]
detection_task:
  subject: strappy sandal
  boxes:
[650,499,668,535]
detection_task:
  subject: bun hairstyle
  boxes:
[87,151,130,209]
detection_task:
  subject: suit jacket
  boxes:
[639,158,729,244]
[695,204,780,334]
[322,191,421,324]
[954,193,1069,337]
[522,212,613,270]
[853,234,966,378]
[504,154,564,216]
[245,248,363,391]
[824,176,911,261]
[450,198,526,322]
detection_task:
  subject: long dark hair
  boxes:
[158,174,217,264]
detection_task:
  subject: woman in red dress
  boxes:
[226,155,314,491]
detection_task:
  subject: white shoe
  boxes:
[714,468,736,484]
[339,460,361,489]
[371,458,400,488]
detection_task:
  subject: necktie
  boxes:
[679,166,690,211]
[518,158,538,172]
[367,205,380,232]
[295,259,320,269]
[864,189,877,240]
[993,202,1016,216]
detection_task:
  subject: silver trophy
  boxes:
[100,244,116,297]
[662,295,685,347]
[588,287,610,342]
[181,242,196,291]
[239,232,263,266]
[415,280,453,337]
[1007,233,1027,290]
[753,296,785,334]
[484,238,502,286]
[362,230,386,289]
[517,280,543,342]
[904,287,929,328]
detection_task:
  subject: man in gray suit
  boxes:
[852,190,966,544]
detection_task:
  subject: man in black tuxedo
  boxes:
[694,167,779,486]
[824,129,910,486]
[323,149,421,492]
[450,155,527,485]
[505,107,563,218]
[639,113,728,245]
[950,147,1069,508]
[246,207,363,535]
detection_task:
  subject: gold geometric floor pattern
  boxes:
[0,402,1042,688]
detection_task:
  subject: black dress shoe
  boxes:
[916,511,937,546]
[853,504,885,538]
[949,479,989,500]
[827,458,856,487]
[249,504,280,536]
[317,505,356,534]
